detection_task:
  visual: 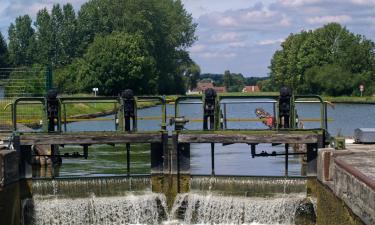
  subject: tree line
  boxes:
[200,72,266,92]
[0,0,198,95]
[265,23,375,96]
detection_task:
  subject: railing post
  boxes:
[121,89,136,176]
[121,89,136,132]
[278,87,292,129]
[203,88,217,176]
[46,89,61,165]
[46,89,58,133]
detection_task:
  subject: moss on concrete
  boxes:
[315,180,365,225]
[151,174,190,209]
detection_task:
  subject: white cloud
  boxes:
[217,16,238,27]
[306,15,352,24]
[190,44,206,53]
[280,0,321,7]
[258,39,284,45]
[228,42,247,48]
[350,0,375,5]
[211,32,243,42]
[199,51,237,59]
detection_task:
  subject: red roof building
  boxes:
[188,80,227,94]
[242,85,260,93]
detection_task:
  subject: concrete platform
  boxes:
[318,143,375,225]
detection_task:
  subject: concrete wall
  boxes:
[317,148,374,225]
[332,163,375,225]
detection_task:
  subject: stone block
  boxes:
[0,150,19,188]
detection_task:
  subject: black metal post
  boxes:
[203,88,217,176]
[121,89,136,176]
[223,103,227,129]
[126,144,130,176]
[83,145,88,159]
[285,143,289,176]
[46,89,58,133]
[279,87,292,129]
[306,143,318,176]
[46,89,60,164]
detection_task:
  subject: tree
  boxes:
[8,15,35,66]
[34,8,52,66]
[76,0,197,94]
[61,3,78,65]
[269,23,375,96]
[59,32,157,95]
[185,63,200,91]
[223,70,232,89]
[50,4,64,67]
[0,32,8,68]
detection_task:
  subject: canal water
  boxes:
[42,101,375,178]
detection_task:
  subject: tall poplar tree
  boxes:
[8,15,35,66]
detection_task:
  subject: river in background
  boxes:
[33,101,375,178]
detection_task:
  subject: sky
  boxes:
[2,0,375,77]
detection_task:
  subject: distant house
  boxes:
[213,86,227,93]
[187,79,226,94]
[242,85,260,93]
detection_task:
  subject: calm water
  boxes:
[35,101,375,178]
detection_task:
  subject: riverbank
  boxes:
[0,97,159,127]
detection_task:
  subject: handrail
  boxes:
[12,97,46,132]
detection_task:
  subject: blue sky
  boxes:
[2,0,375,76]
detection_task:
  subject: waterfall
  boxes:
[170,193,306,225]
[32,176,150,197]
[26,176,313,225]
[25,193,168,225]
[190,176,306,196]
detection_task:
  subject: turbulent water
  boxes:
[32,177,151,197]
[25,193,168,225]
[25,177,312,225]
[190,177,306,196]
[25,192,307,225]
[170,193,305,225]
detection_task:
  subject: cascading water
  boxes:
[25,193,168,225]
[170,193,306,225]
[25,177,314,225]
[190,176,306,196]
[32,176,150,197]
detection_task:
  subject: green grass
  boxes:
[0,95,159,127]
[322,96,375,103]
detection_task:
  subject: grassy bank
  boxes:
[323,96,375,103]
[0,96,159,127]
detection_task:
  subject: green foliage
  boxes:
[0,32,8,68]
[184,63,200,90]
[245,77,268,86]
[8,15,35,66]
[223,70,245,92]
[269,23,375,96]
[6,0,197,95]
[257,79,273,92]
[56,32,157,95]
[304,64,354,96]
[34,4,78,67]
[5,65,46,97]
[75,0,196,94]
[200,73,224,86]
[200,72,249,92]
